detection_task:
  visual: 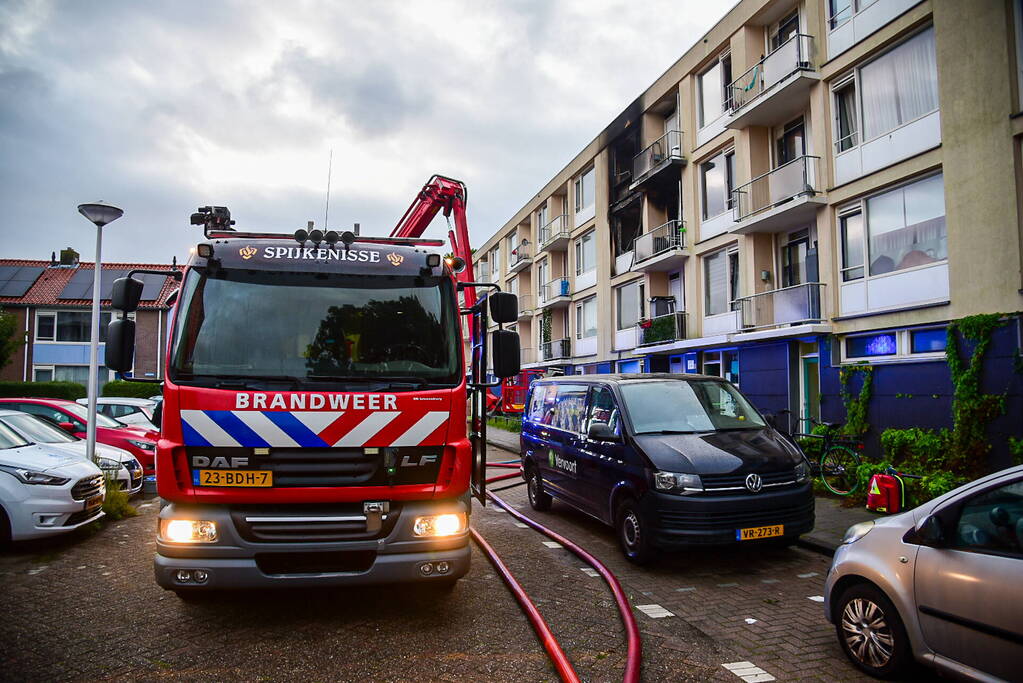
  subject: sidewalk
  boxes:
[483,424,874,555]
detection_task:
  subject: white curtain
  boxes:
[704,251,727,315]
[861,28,937,140]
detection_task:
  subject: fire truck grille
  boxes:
[230,503,401,543]
[186,447,443,488]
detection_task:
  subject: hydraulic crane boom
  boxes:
[391,175,478,314]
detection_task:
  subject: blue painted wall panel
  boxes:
[738,342,790,419]
[32,343,104,365]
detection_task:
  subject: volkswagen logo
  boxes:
[745,473,763,493]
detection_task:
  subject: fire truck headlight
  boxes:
[413,513,466,537]
[162,519,218,543]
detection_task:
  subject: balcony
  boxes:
[539,215,571,251]
[509,243,532,273]
[726,34,819,130]
[520,347,536,365]
[734,282,826,331]
[539,278,571,309]
[540,338,571,362]
[638,312,687,346]
[633,220,687,272]
[630,131,686,192]
[731,155,825,234]
[517,294,535,320]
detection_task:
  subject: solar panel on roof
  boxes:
[139,273,167,300]
[0,266,45,297]
[57,269,93,299]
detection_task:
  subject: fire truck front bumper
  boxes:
[154,499,471,590]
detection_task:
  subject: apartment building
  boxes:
[474,0,1023,466]
[0,248,180,384]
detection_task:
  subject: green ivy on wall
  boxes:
[541,309,552,344]
[839,362,873,436]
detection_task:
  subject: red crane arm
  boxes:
[391,175,478,313]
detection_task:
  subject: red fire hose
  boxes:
[474,463,643,683]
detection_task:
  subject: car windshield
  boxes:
[62,403,123,429]
[0,413,77,443]
[0,421,30,449]
[620,380,766,433]
[169,268,462,388]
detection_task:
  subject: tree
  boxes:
[0,307,25,370]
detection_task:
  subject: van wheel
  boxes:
[526,468,552,511]
[616,499,656,565]
[835,583,911,679]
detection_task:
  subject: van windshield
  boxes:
[620,380,766,434]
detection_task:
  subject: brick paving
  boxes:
[0,439,934,681]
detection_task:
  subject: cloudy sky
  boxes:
[0,0,730,264]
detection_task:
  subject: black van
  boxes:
[520,374,814,563]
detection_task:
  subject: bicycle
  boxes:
[776,412,866,496]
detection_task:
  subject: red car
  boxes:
[0,398,158,475]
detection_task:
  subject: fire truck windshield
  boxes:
[169,267,462,388]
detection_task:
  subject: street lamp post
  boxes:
[77,202,123,464]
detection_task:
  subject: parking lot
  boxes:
[0,444,898,682]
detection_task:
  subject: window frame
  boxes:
[700,148,736,221]
[574,230,596,275]
[34,309,130,345]
[838,326,948,365]
[698,51,732,128]
[703,245,740,316]
[575,296,597,340]
[614,279,645,331]
[574,167,595,215]
[948,477,1023,560]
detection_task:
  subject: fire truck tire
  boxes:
[526,468,552,511]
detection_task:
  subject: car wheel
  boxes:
[836,583,912,679]
[526,468,552,511]
[616,499,656,565]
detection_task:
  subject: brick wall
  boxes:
[0,307,30,382]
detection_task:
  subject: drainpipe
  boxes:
[156,308,162,379]
[22,308,29,381]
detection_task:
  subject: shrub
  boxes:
[487,415,522,433]
[101,479,137,521]
[0,381,86,400]
[102,380,161,399]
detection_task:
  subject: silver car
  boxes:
[825,464,1023,680]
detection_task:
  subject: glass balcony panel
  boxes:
[734,282,825,330]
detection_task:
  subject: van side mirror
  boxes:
[105,317,136,373]
[588,422,619,442]
[489,292,518,324]
[491,329,520,378]
[111,276,144,313]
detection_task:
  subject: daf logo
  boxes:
[192,456,249,468]
[745,473,763,493]
[239,246,257,260]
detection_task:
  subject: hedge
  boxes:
[102,380,162,399]
[0,381,87,400]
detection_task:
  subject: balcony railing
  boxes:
[634,220,686,263]
[734,282,826,330]
[638,312,687,346]
[539,215,570,249]
[728,34,815,113]
[520,347,536,365]
[540,338,571,361]
[510,243,532,268]
[633,130,684,181]
[540,278,570,303]
[518,294,535,315]
[732,155,820,222]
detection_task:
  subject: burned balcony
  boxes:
[731,155,825,233]
[517,294,535,320]
[539,278,571,308]
[633,220,687,272]
[539,215,571,252]
[509,243,532,273]
[630,131,686,192]
[734,282,826,331]
[726,34,819,129]
[540,338,571,362]
[638,312,687,346]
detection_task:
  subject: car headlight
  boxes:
[97,457,121,471]
[841,521,874,545]
[794,461,810,483]
[0,464,71,486]
[654,471,703,494]
[161,519,218,543]
[127,439,156,451]
[413,513,466,537]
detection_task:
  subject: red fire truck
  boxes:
[486,369,546,416]
[105,176,519,597]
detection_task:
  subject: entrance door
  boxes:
[800,356,820,433]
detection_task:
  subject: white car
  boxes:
[75,397,158,431]
[0,418,106,542]
[0,411,142,495]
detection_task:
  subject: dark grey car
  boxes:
[824,464,1023,680]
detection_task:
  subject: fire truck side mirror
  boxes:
[491,329,520,379]
[111,276,144,313]
[489,292,518,324]
[105,317,136,373]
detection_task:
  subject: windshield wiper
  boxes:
[639,429,700,435]
[306,375,429,388]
